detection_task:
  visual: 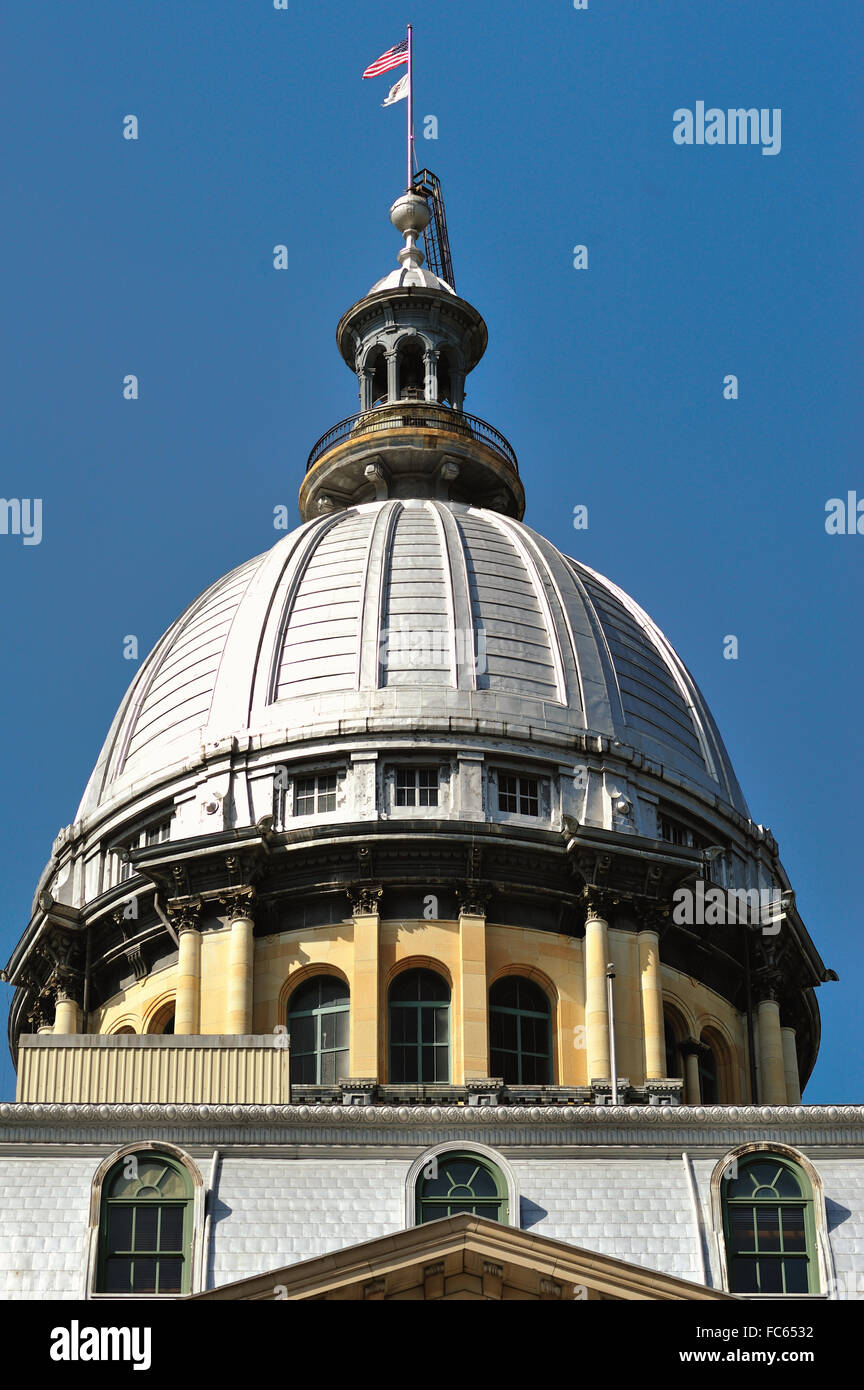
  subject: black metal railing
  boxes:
[305,404,518,474]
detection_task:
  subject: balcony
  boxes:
[306,404,518,475]
[299,402,524,523]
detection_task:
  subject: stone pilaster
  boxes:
[349,884,382,1079]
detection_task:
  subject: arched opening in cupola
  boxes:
[397,338,426,401]
[366,346,388,408]
[437,348,453,406]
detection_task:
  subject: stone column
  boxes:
[424,349,438,403]
[359,369,373,412]
[584,901,611,1082]
[53,988,79,1035]
[458,889,489,1082]
[781,1026,801,1104]
[680,1044,701,1105]
[638,930,665,1081]
[756,996,787,1105]
[386,351,398,404]
[226,897,256,1035]
[350,886,382,1078]
[175,923,201,1035]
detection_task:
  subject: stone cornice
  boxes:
[2,1102,863,1142]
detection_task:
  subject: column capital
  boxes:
[457,881,491,917]
[167,896,204,933]
[218,886,257,923]
[347,883,383,917]
[583,891,611,925]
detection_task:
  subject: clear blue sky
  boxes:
[1,1,861,1102]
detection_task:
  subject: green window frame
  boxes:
[97,1152,193,1295]
[416,1151,508,1225]
[489,976,552,1084]
[723,1155,818,1295]
[287,976,350,1085]
[389,969,450,1083]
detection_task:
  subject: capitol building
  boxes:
[1,184,861,1303]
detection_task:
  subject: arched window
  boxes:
[287,976,350,1085]
[489,977,552,1084]
[389,969,450,1083]
[437,348,453,405]
[723,1154,817,1294]
[664,1017,680,1078]
[97,1152,193,1295]
[148,1003,174,1035]
[699,1038,719,1104]
[416,1151,508,1225]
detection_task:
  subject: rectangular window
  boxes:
[497,773,540,817]
[144,819,171,846]
[294,773,340,817]
[395,767,439,808]
[658,812,713,851]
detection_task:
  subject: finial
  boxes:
[389,193,430,272]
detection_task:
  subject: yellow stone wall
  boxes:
[85,917,763,1101]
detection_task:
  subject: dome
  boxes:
[77,498,746,823]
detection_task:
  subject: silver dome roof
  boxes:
[77,499,747,821]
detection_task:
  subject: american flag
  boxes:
[362,39,409,79]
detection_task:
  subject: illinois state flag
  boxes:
[382,74,409,107]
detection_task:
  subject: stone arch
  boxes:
[385,955,454,992]
[277,962,351,1022]
[142,991,176,1035]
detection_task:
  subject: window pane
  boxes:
[107,1206,134,1252]
[781,1208,807,1253]
[105,1257,133,1293]
[491,978,519,1010]
[290,1015,315,1054]
[334,1011,349,1050]
[157,1258,183,1294]
[334,1047,350,1082]
[729,1206,755,1251]
[160,1207,184,1251]
[434,1006,448,1046]
[390,1046,413,1083]
[290,1052,315,1083]
[758,1259,783,1294]
[783,1259,810,1294]
[132,1259,158,1293]
[321,1049,336,1083]
[755,1206,781,1253]
[433,1045,449,1082]
[731,1258,758,1293]
[135,1206,159,1252]
[318,978,349,1008]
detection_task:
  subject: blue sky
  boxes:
[1,0,861,1102]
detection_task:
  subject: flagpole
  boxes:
[407,23,414,189]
